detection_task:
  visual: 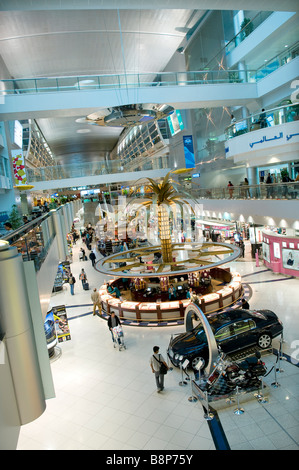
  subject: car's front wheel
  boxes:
[258,333,272,349]
[191,356,205,370]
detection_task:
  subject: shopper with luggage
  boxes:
[79,269,88,289]
[89,250,96,268]
[107,312,122,346]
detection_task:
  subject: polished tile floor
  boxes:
[17,241,299,450]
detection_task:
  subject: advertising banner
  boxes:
[11,149,28,187]
[52,305,71,342]
[167,110,184,136]
[183,135,195,168]
[44,310,57,354]
[282,248,299,271]
[262,242,270,262]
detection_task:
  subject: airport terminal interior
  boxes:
[0,0,299,452]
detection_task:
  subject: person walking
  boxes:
[241,298,250,309]
[228,181,234,199]
[259,108,267,128]
[91,288,102,316]
[89,250,96,268]
[244,178,250,198]
[79,269,87,287]
[107,312,122,346]
[68,272,76,295]
[150,346,168,393]
[266,174,273,198]
[79,247,86,261]
[240,240,245,258]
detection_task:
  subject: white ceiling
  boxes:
[0,9,202,78]
[0,6,298,166]
[0,0,298,12]
[0,9,205,164]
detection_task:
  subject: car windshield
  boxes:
[193,326,208,344]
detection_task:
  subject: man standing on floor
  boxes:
[91,288,102,316]
[89,250,96,268]
[68,272,76,295]
[150,346,168,393]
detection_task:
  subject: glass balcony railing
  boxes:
[190,182,299,200]
[225,102,299,140]
[0,69,259,96]
[26,157,169,183]
[1,211,55,271]
[248,41,299,82]
[225,12,273,55]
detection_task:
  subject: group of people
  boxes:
[67,268,88,295]
[227,178,250,199]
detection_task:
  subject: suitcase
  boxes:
[83,282,89,290]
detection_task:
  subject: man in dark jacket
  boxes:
[89,250,96,268]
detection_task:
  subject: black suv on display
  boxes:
[167,309,283,370]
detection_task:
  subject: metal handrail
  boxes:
[1,211,51,242]
[0,69,258,95]
[225,102,299,139]
[191,181,299,200]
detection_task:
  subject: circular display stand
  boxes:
[98,269,246,326]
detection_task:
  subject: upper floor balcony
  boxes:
[225,102,299,167]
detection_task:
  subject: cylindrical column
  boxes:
[0,243,46,425]
[51,209,68,261]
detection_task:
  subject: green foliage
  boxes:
[240,18,254,38]
[8,204,23,229]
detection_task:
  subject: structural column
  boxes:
[0,242,46,425]
[51,208,68,261]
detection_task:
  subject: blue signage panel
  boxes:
[183,135,195,168]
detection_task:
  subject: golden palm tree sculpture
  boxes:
[127,169,196,264]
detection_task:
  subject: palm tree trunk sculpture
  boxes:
[127,169,196,264]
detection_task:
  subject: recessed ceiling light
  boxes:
[76,129,91,134]
[78,79,95,85]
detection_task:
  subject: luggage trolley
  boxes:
[112,325,126,351]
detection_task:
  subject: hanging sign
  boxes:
[183,135,195,168]
[11,149,34,190]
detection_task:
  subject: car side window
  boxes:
[215,325,232,341]
[232,319,255,335]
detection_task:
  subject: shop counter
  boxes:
[99,270,243,323]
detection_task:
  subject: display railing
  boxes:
[190,181,299,200]
[225,102,299,139]
[0,69,259,96]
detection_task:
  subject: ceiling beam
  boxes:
[0,0,298,11]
